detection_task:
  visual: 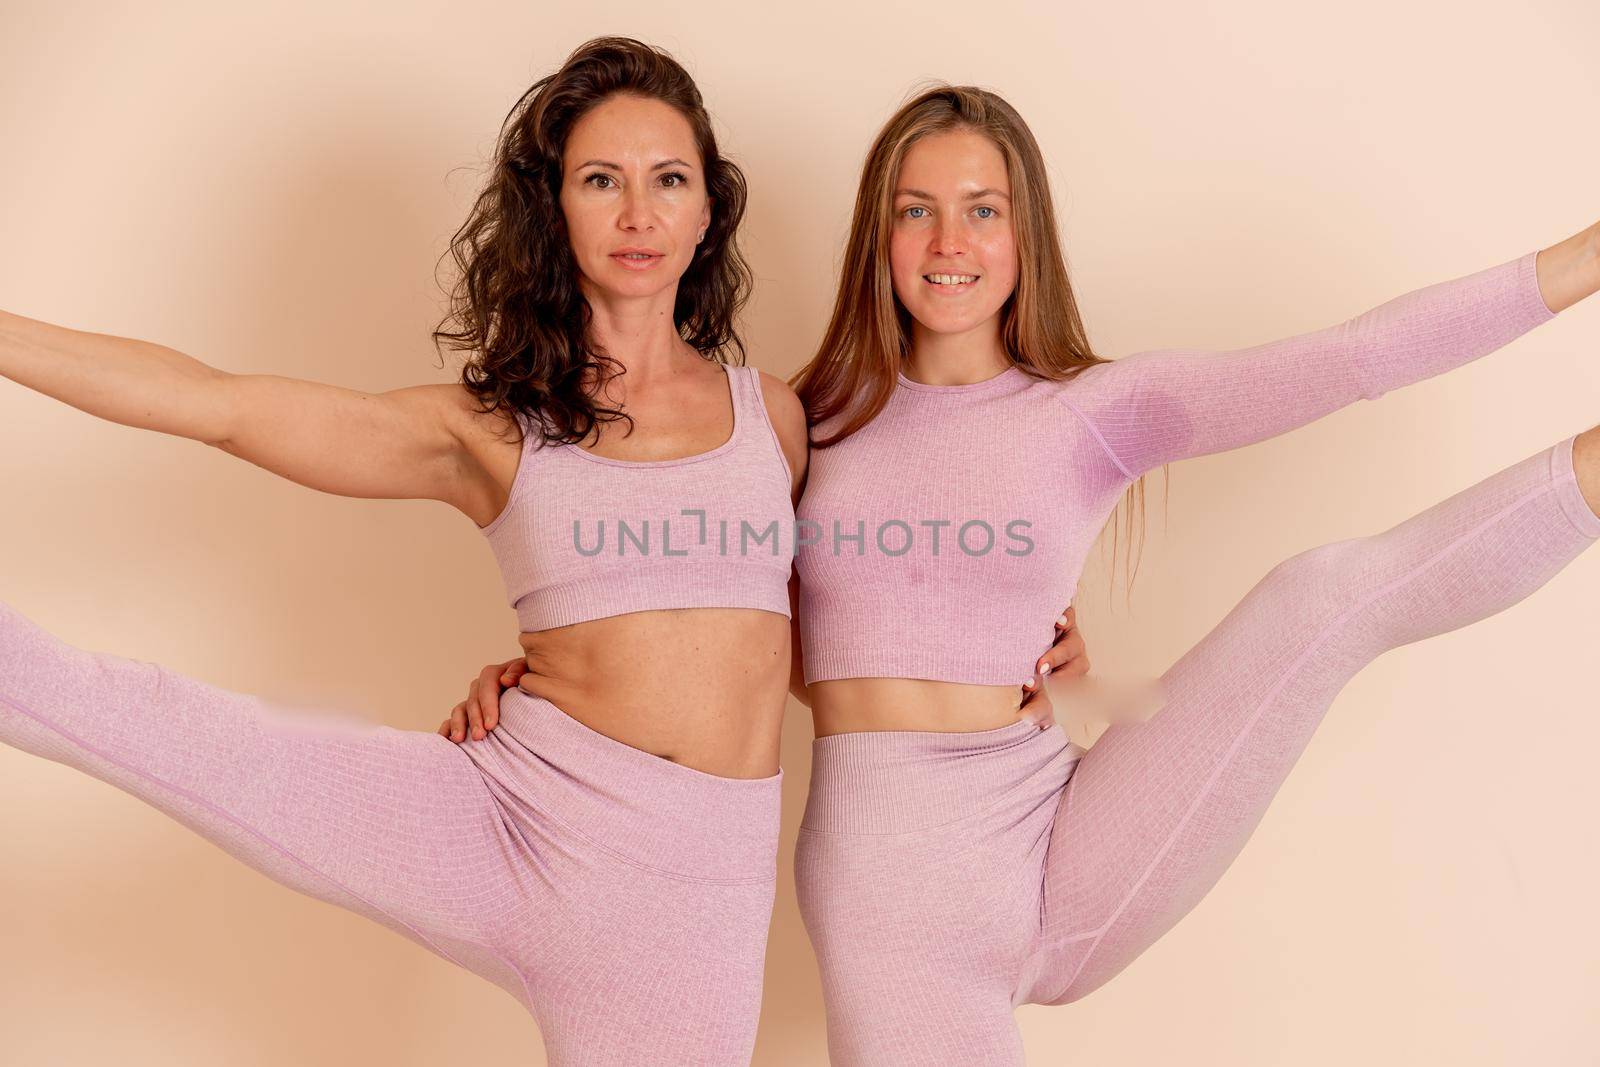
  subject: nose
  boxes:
[930,216,969,257]
[617,183,653,233]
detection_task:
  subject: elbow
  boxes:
[197,369,238,450]
[788,667,812,708]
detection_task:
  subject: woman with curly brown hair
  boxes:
[0,36,813,1066]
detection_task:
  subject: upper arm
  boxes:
[755,368,810,505]
[210,374,481,510]
[755,368,812,704]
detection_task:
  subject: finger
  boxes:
[503,657,529,685]
[437,719,450,738]
[1036,630,1087,676]
[479,663,508,732]
[1018,678,1056,731]
[1050,617,1077,651]
[461,679,487,741]
[1053,605,1076,634]
[450,700,469,743]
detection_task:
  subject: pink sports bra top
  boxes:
[478,362,796,632]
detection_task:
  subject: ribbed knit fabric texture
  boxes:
[481,362,796,631]
[0,615,783,1065]
[796,250,1557,685]
[798,433,1598,1066]
[792,247,1597,1065]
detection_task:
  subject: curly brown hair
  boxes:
[433,36,754,446]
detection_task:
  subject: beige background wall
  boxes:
[2,1,1597,1063]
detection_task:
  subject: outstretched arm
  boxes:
[1061,225,1600,481]
[0,309,480,512]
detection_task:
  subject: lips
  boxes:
[923,271,980,290]
[610,247,666,271]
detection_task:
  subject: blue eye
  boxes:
[974,206,997,219]
[904,205,929,219]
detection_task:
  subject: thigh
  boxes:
[794,720,1079,1067]
[796,823,1033,1067]
[508,855,778,1067]
[473,687,786,1067]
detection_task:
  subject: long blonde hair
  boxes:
[789,83,1165,603]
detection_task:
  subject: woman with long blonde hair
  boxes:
[789,86,1597,1063]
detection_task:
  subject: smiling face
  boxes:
[559,92,712,304]
[887,127,1019,343]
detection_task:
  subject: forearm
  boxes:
[1073,241,1570,479]
[785,578,811,707]
[0,309,227,443]
[1533,221,1600,314]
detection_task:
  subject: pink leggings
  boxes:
[0,621,783,1066]
[795,433,1600,1066]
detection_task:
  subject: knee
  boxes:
[1243,536,1401,663]
[1256,537,1363,610]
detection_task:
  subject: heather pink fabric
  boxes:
[793,250,1599,1064]
[0,362,797,1065]
[0,617,783,1065]
[480,361,796,631]
[797,250,1557,685]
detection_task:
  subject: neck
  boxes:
[903,314,1011,385]
[579,280,695,382]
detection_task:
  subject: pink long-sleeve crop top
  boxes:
[794,250,1558,686]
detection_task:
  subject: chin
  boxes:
[601,270,683,300]
[913,307,991,335]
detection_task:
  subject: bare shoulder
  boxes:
[429,380,521,446]
[752,367,809,487]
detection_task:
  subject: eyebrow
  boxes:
[893,187,1011,201]
[577,158,695,171]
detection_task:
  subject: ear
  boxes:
[700,197,713,239]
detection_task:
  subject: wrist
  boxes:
[1534,225,1600,314]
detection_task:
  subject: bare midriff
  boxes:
[513,606,791,779]
[808,678,1026,738]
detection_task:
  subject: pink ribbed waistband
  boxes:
[476,688,782,884]
[800,718,1085,835]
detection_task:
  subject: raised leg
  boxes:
[0,602,529,1003]
[1019,431,1600,1005]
